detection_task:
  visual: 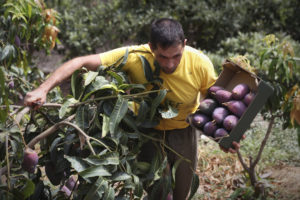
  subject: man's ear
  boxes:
[148,42,155,52]
[183,39,187,47]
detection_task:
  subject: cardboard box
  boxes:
[203,59,274,150]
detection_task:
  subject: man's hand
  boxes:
[24,88,47,110]
[220,135,246,153]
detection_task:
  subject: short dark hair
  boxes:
[150,18,185,49]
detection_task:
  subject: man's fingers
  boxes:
[232,141,240,150]
[228,148,237,153]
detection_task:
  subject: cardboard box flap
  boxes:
[215,59,260,92]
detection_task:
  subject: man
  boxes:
[25,18,241,199]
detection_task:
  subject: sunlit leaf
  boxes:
[84,152,119,166]
[159,104,178,119]
[111,172,131,181]
[59,97,78,119]
[79,165,111,178]
[101,114,110,138]
[65,155,89,173]
[83,71,99,86]
[107,71,123,85]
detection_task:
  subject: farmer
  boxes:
[24,18,241,199]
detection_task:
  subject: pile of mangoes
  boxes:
[191,83,255,140]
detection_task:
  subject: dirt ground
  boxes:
[265,165,300,200]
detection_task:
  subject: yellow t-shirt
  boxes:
[99,44,217,130]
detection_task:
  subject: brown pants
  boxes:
[139,126,198,200]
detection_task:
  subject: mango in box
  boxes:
[191,59,274,150]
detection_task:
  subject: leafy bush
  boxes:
[0,50,199,199]
[47,0,300,57]
[0,0,59,122]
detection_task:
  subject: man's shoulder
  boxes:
[126,44,151,53]
[184,46,211,62]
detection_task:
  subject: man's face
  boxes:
[150,40,186,74]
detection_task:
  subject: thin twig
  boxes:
[140,133,191,164]
[27,114,76,148]
[59,121,96,155]
[6,134,11,190]
[237,149,250,172]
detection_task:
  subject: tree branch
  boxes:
[252,116,275,167]
[236,149,250,173]
[27,114,75,149]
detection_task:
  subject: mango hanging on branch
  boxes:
[22,148,39,173]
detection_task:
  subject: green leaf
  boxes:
[118,83,146,91]
[76,105,89,130]
[107,71,123,85]
[81,76,114,101]
[83,71,99,86]
[1,45,14,61]
[27,4,32,19]
[133,175,143,198]
[117,48,129,69]
[139,55,153,82]
[150,89,167,120]
[111,172,131,181]
[188,173,200,200]
[103,186,115,200]
[109,96,128,135]
[59,98,78,119]
[101,114,110,138]
[159,104,178,119]
[71,70,83,100]
[83,152,119,165]
[137,100,149,123]
[122,114,140,134]
[65,155,89,172]
[79,165,111,179]
[171,158,183,186]
[20,178,35,199]
[50,137,62,162]
[84,177,108,200]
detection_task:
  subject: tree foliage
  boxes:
[47,0,300,57]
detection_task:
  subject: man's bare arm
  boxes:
[24,54,101,108]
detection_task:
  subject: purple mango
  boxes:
[66,175,78,191]
[212,107,229,124]
[223,115,239,131]
[22,148,39,173]
[214,128,229,139]
[198,98,218,115]
[232,83,250,100]
[60,185,71,197]
[215,89,233,104]
[243,92,256,106]
[203,121,217,137]
[8,80,14,89]
[191,113,210,128]
[15,35,21,47]
[208,85,224,97]
[223,100,247,117]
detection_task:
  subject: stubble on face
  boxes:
[149,41,186,74]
